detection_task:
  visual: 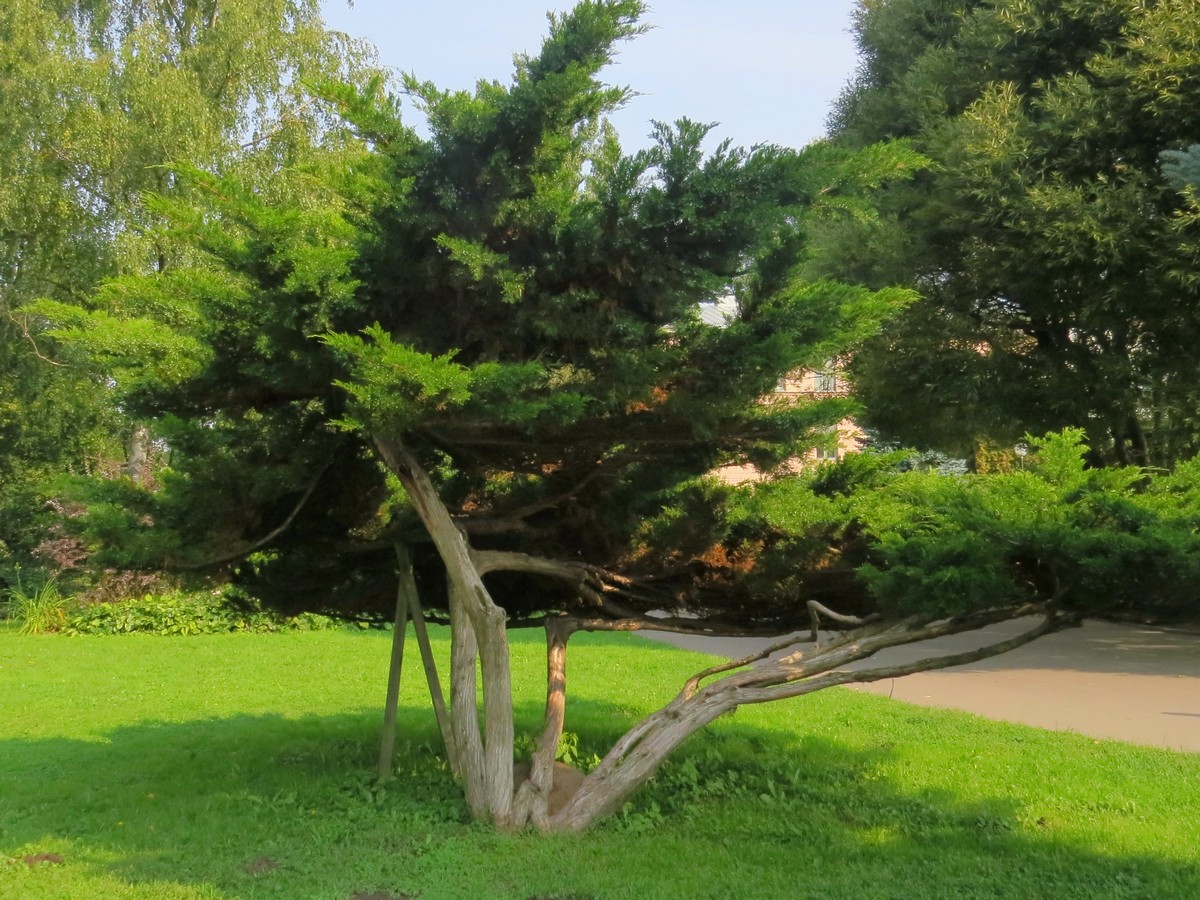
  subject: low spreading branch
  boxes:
[469,549,598,581]
[546,600,1074,831]
[173,451,337,569]
[462,469,608,536]
[734,608,1076,706]
[567,614,812,640]
[807,598,881,641]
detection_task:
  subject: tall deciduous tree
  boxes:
[825,0,1200,466]
[50,1,1195,833]
[0,0,373,586]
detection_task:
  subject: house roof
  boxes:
[697,296,738,327]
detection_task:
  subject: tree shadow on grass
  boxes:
[3,700,1198,899]
[1,706,460,898]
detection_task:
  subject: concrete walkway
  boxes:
[642,619,1200,752]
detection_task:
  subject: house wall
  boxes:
[714,364,863,485]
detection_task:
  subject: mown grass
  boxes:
[1,628,1198,899]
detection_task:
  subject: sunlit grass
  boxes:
[2,628,1198,899]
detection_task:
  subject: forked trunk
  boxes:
[374,435,516,825]
[373,434,1072,833]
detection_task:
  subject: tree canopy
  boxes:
[0,0,375,589]
[50,1,921,625]
[825,0,1200,466]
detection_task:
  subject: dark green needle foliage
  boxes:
[47,1,917,625]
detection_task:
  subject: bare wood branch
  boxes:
[462,469,608,537]
[551,603,1066,831]
[448,575,487,817]
[405,569,458,775]
[374,434,516,823]
[807,598,880,642]
[513,616,578,827]
[681,623,888,699]
[718,602,1054,697]
[470,548,595,580]
[376,548,412,780]
[173,452,336,569]
[569,614,814,640]
[734,610,1075,706]
[6,311,67,367]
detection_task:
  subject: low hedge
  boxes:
[62,592,339,636]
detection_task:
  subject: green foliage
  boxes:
[698,430,1198,624]
[40,1,924,625]
[62,592,338,636]
[0,0,380,592]
[34,299,214,387]
[830,0,1200,465]
[323,324,473,433]
[2,577,70,635]
[19,2,1199,653]
[1161,144,1200,192]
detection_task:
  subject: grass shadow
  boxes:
[4,697,1198,899]
[3,629,1199,898]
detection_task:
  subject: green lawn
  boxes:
[1,628,1198,899]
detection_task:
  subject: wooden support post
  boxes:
[376,545,413,780]
[405,582,460,776]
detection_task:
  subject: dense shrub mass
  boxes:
[730,429,1200,625]
[64,594,339,635]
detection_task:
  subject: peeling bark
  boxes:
[513,616,575,827]
[547,604,1073,831]
[374,435,515,824]
[448,576,488,817]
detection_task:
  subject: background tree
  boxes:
[0,0,374,589]
[824,0,1200,466]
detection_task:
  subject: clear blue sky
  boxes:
[320,1,863,151]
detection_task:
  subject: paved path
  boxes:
[642,619,1200,752]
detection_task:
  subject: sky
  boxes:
[319,1,864,151]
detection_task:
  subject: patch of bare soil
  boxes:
[23,852,64,866]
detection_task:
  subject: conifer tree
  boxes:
[52,2,1178,831]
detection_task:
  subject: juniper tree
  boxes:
[48,1,1187,831]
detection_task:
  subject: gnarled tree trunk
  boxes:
[374,435,517,825]
[374,433,1076,832]
[545,605,1070,831]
